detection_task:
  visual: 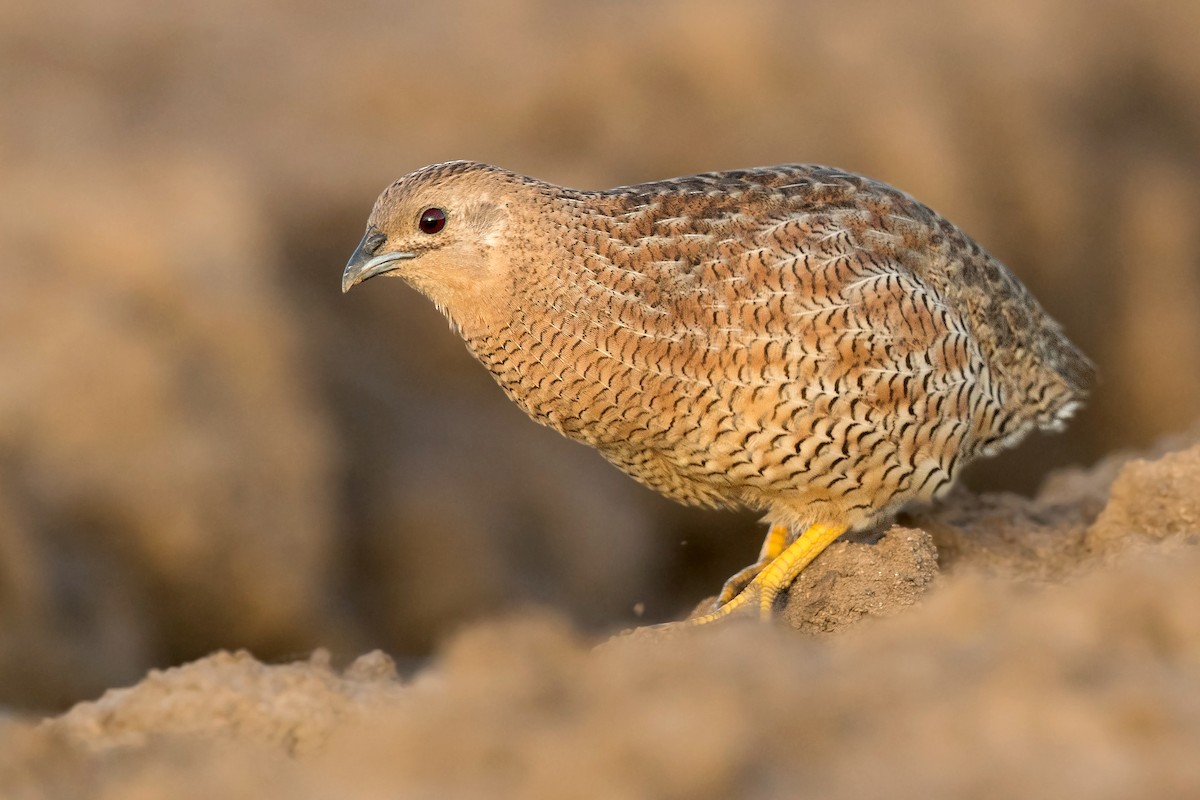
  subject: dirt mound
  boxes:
[3,0,1200,794]
[3,0,1200,712]
[4,437,1199,799]
[0,157,345,707]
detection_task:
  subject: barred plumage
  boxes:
[343,161,1093,623]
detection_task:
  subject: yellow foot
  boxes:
[713,523,791,606]
[690,522,847,625]
[714,560,766,608]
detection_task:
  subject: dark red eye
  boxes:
[418,207,446,234]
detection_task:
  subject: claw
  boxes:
[686,522,848,626]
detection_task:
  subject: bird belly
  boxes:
[466,300,979,520]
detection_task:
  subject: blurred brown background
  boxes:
[1,0,1198,710]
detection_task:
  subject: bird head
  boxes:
[342,161,521,328]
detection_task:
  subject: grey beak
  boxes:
[341,230,416,293]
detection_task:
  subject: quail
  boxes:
[343,161,1093,624]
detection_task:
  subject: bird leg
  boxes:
[690,522,848,624]
[714,524,792,607]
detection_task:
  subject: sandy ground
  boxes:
[4,0,1200,712]
[3,1,1200,796]
[3,432,1198,799]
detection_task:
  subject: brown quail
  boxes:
[343,161,1093,624]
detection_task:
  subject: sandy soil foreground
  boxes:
[2,2,1199,795]
[1,430,1198,798]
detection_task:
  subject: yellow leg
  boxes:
[690,522,847,625]
[715,524,792,607]
[759,523,790,561]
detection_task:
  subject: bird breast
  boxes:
[461,198,988,512]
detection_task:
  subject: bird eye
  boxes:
[418,207,447,234]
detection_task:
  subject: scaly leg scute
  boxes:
[714,524,792,607]
[691,522,847,625]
